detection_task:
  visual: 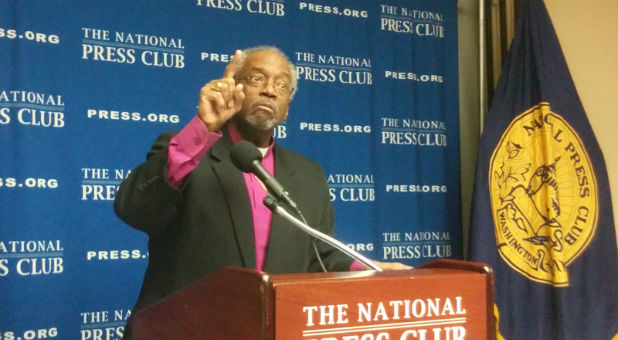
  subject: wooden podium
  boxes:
[132,259,495,340]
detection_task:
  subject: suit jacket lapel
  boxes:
[209,130,256,269]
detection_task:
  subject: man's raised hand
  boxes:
[197,49,246,131]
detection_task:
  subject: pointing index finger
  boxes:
[223,50,243,79]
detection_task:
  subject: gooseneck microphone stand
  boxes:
[263,195,383,272]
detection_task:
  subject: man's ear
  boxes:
[283,101,290,120]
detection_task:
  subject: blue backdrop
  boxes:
[0,1,459,339]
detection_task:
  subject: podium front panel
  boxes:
[272,269,488,340]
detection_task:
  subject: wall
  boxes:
[457,0,480,257]
[543,0,618,244]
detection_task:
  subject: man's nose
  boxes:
[260,78,277,97]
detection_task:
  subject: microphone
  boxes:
[231,141,382,271]
[230,140,298,209]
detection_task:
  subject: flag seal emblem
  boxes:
[489,102,598,286]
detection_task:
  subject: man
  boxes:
[114,46,407,339]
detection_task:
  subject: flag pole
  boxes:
[479,0,488,133]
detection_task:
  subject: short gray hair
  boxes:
[234,46,298,99]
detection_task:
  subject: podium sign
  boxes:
[273,266,490,340]
[133,260,494,340]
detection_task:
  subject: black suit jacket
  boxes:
[114,126,352,316]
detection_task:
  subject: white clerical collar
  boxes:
[258,147,269,157]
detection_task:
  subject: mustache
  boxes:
[249,100,278,115]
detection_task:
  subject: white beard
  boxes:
[240,100,280,130]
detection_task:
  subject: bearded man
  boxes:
[114,46,407,339]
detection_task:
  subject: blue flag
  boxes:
[469,0,618,339]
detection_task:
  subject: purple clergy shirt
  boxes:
[226,124,274,271]
[166,115,365,271]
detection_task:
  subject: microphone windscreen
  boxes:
[230,140,263,173]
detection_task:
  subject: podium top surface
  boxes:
[270,267,483,282]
